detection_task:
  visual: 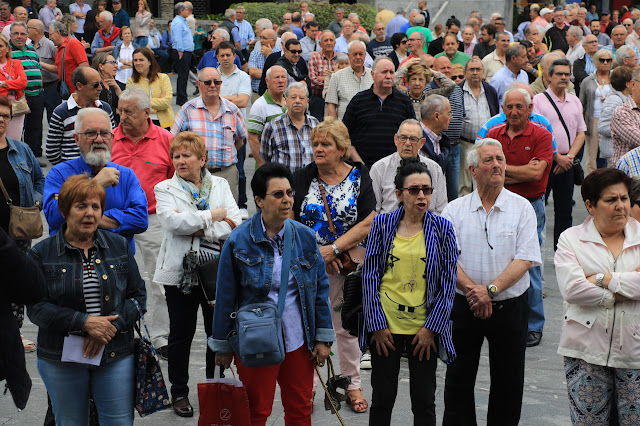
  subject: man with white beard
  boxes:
[43,107,149,253]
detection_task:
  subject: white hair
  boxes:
[99,10,113,23]
[467,138,503,167]
[119,87,151,111]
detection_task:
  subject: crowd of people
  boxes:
[1,0,640,425]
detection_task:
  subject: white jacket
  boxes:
[555,216,640,369]
[153,174,242,285]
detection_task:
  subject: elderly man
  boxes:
[197,28,243,70]
[531,52,576,95]
[441,138,541,426]
[258,32,301,95]
[459,59,499,196]
[247,65,287,167]
[533,58,586,255]
[435,34,470,66]
[46,67,115,165]
[91,10,121,54]
[111,0,129,28]
[275,38,310,94]
[419,94,452,172]
[43,107,148,253]
[604,24,640,64]
[530,4,547,29]
[590,20,612,47]
[544,8,569,53]
[371,118,447,214]
[28,18,60,124]
[146,18,169,70]
[218,8,240,48]
[473,23,497,59]
[248,27,279,96]
[171,2,194,106]
[616,45,639,70]
[386,7,408,38]
[335,18,356,53]
[573,34,599,90]
[172,67,247,202]
[343,57,415,168]
[38,0,60,35]
[572,7,591,35]
[0,2,13,32]
[50,20,87,95]
[611,68,640,167]
[427,17,461,57]
[401,30,428,66]
[111,88,173,359]
[328,7,345,37]
[481,31,510,82]
[368,21,393,59]
[565,26,585,65]
[326,40,372,120]
[491,15,514,42]
[260,82,317,172]
[234,6,254,60]
[626,19,640,51]
[306,29,335,119]
[489,43,529,104]
[406,14,432,54]
[1,6,26,39]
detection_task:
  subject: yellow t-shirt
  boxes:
[380,231,427,335]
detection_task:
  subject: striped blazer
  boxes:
[362,205,458,363]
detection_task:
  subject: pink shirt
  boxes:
[532,88,586,154]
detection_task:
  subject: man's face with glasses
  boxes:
[394,122,425,158]
[284,42,302,63]
[75,114,113,167]
[197,68,223,101]
[465,61,484,83]
[10,26,28,49]
[78,69,103,102]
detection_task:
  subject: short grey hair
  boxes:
[255,18,273,31]
[9,21,27,34]
[396,6,405,14]
[635,19,640,30]
[49,20,68,36]
[615,45,635,64]
[224,9,235,19]
[372,56,393,72]
[414,14,425,26]
[542,51,563,69]
[495,31,510,41]
[398,118,422,133]
[420,94,449,120]
[75,108,112,134]
[410,30,426,42]
[284,81,308,98]
[214,28,230,41]
[265,65,286,80]
[196,67,220,80]
[335,52,349,63]
[567,25,583,39]
[98,10,113,23]
[501,87,531,108]
[174,2,186,14]
[348,12,359,20]
[320,30,335,42]
[612,24,626,34]
[467,138,503,168]
[505,44,525,62]
[347,40,366,52]
[119,87,151,111]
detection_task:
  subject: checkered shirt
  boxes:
[308,51,337,95]
[248,45,281,93]
[617,147,640,177]
[260,113,319,173]
[325,66,373,120]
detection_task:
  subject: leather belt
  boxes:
[491,292,526,311]
[208,165,232,173]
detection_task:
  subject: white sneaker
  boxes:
[239,208,249,220]
[360,352,372,369]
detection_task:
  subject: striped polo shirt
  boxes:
[10,43,42,97]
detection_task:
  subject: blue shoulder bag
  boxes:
[228,220,293,367]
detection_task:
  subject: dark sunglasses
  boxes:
[88,81,101,89]
[401,186,433,196]
[400,40,408,44]
[288,49,303,54]
[199,79,223,86]
[265,189,295,199]
[452,74,465,80]
[599,58,612,63]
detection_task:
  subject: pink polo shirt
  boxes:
[532,88,587,154]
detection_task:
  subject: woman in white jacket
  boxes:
[153,131,241,418]
[554,168,640,425]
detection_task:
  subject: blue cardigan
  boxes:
[362,205,458,363]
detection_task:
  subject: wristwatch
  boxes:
[486,284,499,299]
[331,243,340,255]
[595,273,605,288]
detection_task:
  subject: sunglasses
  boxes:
[288,49,303,54]
[599,58,612,63]
[401,186,433,196]
[88,81,101,89]
[265,189,295,199]
[400,40,408,44]
[199,79,223,86]
[452,74,465,80]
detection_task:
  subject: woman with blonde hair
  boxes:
[134,0,152,48]
[394,60,455,119]
[0,34,27,140]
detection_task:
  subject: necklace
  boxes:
[403,220,422,292]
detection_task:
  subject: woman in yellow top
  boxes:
[126,47,174,129]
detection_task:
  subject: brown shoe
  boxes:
[172,396,194,417]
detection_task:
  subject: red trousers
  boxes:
[235,345,315,426]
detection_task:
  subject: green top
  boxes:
[435,50,472,67]
[406,27,433,54]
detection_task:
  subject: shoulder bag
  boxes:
[543,91,584,185]
[319,182,365,276]
[57,41,70,100]
[196,217,237,306]
[341,266,363,337]
[228,220,292,367]
[5,60,30,116]
[0,176,42,240]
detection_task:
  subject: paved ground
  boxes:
[0,74,579,425]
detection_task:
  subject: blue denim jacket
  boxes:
[6,138,44,207]
[209,214,335,354]
[27,228,147,364]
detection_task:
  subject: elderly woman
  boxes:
[580,49,612,175]
[27,174,146,425]
[126,47,174,129]
[394,61,455,119]
[291,117,376,413]
[211,162,335,425]
[387,32,408,70]
[0,34,27,140]
[114,26,134,85]
[555,168,640,425]
[363,157,457,425]
[0,95,44,352]
[92,51,123,123]
[154,131,241,417]
[598,65,633,167]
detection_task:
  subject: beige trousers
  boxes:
[584,118,600,176]
[458,139,474,197]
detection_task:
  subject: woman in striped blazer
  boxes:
[362,157,458,425]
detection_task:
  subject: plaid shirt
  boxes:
[260,113,318,172]
[617,147,640,177]
[171,97,247,168]
[308,50,337,95]
[248,44,281,92]
[611,97,640,165]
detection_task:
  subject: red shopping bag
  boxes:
[197,368,251,426]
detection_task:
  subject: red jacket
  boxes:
[0,58,27,99]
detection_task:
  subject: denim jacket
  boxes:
[6,138,44,207]
[209,214,335,354]
[27,228,147,364]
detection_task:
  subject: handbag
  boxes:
[197,367,251,426]
[0,176,43,240]
[196,217,237,305]
[228,220,292,367]
[315,357,349,425]
[341,266,363,337]
[318,182,366,276]
[5,60,30,116]
[132,299,171,417]
[57,42,70,100]
[543,91,584,186]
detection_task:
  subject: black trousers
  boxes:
[24,92,44,157]
[175,51,192,106]
[370,333,437,426]
[545,160,575,251]
[164,284,216,399]
[443,292,529,426]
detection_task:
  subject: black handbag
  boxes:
[57,41,70,100]
[340,267,363,337]
[196,218,236,305]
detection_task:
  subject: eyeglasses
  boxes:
[625,23,633,26]
[599,58,612,63]
[400,40,408,44]
[77,129,113,140]
[104,60,117,65]
[397,134,421,144]
[452,74,465,80]
[265,189,295,199]
[553,72,571,77]
[401,186,433,196]
[86,81,101,89]
[0,113,11,120]
[288,49,302,54]
[199,79,222,86]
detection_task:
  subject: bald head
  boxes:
[433,56,453,77]
[13,6,27,22]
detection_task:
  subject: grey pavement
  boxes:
[1,73,578,425]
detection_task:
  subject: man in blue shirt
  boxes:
[111,0,128,28]
[43,107,148,253]
[171,2,194,106]
[234,5,254,60]
[197,28,243,70]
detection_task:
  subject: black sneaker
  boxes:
[157,345,169,360]
[526,331,542,347]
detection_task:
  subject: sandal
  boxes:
[345,388,368,413]
[21,335,35,353]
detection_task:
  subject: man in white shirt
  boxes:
[566,25,585,65]
[325,40,372,120]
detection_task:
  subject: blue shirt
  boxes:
[161,30,172,49]
[171,15,193,52]
[43,157,149,252]
[476,111,559,153]
[292,25,304,40]
[386,14,409,38]
[617,148,640,177]
[90,26,123,55]
[489,65,529,104]
[234,19,255,50]
[197,49,242,70]
[112,8,130,28]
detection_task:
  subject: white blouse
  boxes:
[115,43,135,84]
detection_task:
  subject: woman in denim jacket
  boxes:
[27,175,146,425]
[211,163,335,426]
[0,95,45,352]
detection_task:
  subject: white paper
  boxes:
[61,335,104,366]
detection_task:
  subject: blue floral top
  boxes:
[301,166,361,245]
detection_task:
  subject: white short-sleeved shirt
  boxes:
[219,66,252,120]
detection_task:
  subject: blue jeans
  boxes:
[236,141,247,209]
[134,36,148,48]
[152,47,169,69]
[528,197,545,333]
[446,143,460,201]
[38,354,134,425]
